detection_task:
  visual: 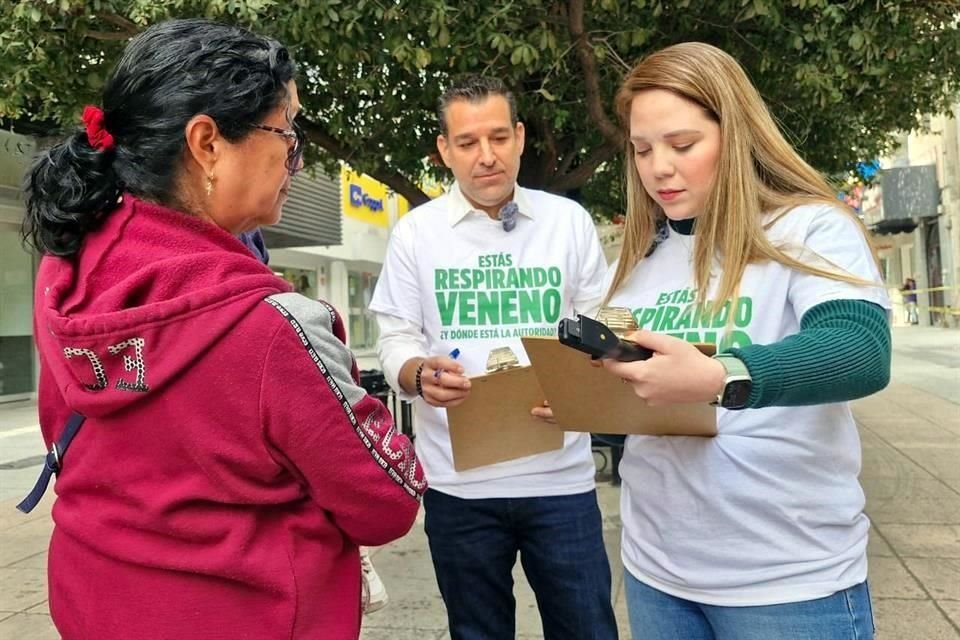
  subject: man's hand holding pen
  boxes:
[420,354,471,407]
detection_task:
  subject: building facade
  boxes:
[0,131,38,401]
[863,100,960,327]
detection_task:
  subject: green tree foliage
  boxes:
[1,0,958,216]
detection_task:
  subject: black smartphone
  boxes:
[557,315,653,362]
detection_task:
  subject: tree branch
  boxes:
[95,13,140,35]
[82,13,140,42]
[548,141,620,193]
[81,30,134,41]
[298,116,430,206]
[556,137,578,176]
[529,113,559,185]
[567,0,623,147]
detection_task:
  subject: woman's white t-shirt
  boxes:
[604,204,890,606]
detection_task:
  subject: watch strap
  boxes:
[711,353,752,408]
[713,353,750,378]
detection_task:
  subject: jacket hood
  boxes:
[35,195,292,418]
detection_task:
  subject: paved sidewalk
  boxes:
[1,326,958,639]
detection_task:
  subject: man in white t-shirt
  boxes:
[369,75,617,639]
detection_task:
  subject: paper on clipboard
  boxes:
[521,337,717,436]
[445,361,564,472]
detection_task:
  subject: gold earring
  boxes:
[205,174,214,197]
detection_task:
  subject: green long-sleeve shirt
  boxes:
[729,297,890,408]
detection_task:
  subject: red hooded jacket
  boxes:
[33,195,425,639]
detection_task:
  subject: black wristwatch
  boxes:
[711,353,753,410]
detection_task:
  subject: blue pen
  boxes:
[434,348,461,379]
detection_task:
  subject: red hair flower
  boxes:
[81,105,115,152]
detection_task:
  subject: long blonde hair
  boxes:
[605,42,876,310]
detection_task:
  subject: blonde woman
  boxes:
[601,43,889,639]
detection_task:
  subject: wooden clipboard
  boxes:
[521,337,718,436]
[446,364,564,471]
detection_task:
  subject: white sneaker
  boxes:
[360,549,389,614]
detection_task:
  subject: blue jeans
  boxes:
[625,570,875,640]
[423,489,618,640]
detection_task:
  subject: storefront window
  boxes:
[278,267,316,299]
[348,270,379,350]
[0,224,35,398]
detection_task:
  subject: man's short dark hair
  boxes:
[437,75,518,135]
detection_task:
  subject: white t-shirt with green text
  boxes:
[604,203,890,606]
[370,183,608,499]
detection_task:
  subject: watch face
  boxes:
[723,379,752,409]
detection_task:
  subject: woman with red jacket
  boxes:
[21,18,424,639]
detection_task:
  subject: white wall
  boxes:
[301,215,392,265]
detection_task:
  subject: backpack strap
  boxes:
[17,412,86,514]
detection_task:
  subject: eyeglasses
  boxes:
[251,122,305,176]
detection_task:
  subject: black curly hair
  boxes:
[23,18,298,256]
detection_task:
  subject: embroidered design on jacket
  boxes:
[108,338,150,392]
[63,347,108,390]
[361,407,426,492]
[63,338,150,392]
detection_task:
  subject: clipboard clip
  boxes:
[486,346,522,373]
[558,312,653,362]
[596,307,639,338]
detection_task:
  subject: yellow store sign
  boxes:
[341,167,390,227]
[340,165,447,226]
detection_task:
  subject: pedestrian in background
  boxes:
[901,277,919,324]
[22,18,422,639]
[600,42,890,640]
